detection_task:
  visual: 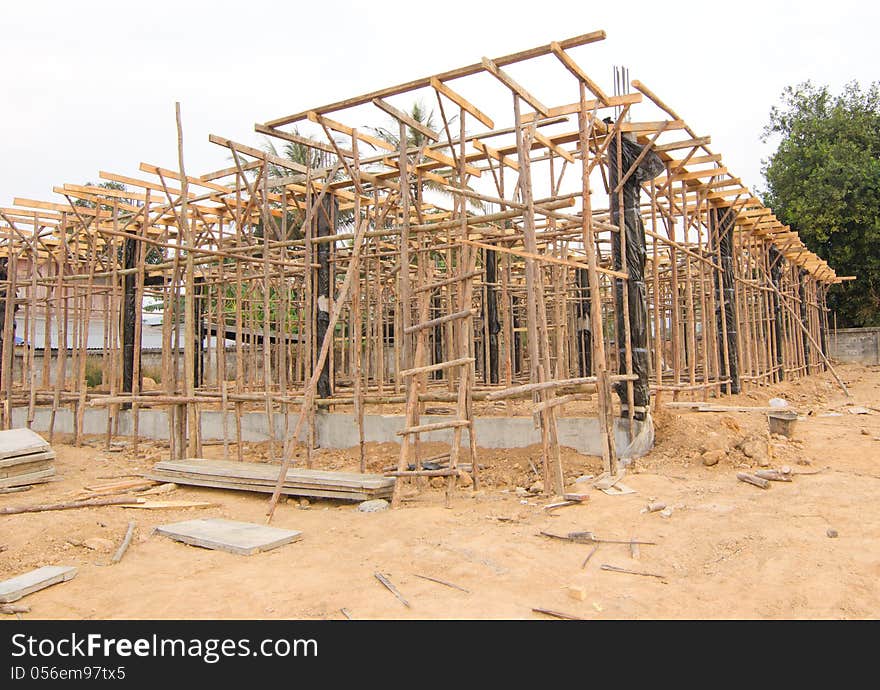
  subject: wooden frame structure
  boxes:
[0,30,845,512]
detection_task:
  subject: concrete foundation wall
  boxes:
[12,407,650,458]
[830,328,880,365]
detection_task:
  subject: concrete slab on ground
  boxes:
[154,518,302,556]
[0,565,77,603]
[0,428,50,460]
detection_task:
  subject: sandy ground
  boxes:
[1,363,879,620]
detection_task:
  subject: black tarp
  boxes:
[484,248,501,384]
[121,237,138,407]
[608,135,664,420]
[712,206,741,394]
[315,195,335,399]
[0,258,15,381]
[575,268,592,376]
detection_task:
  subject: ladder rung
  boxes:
[404,309,477,335]
[397,419,471,436]
[400,357,474,378]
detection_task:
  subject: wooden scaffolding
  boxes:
[0,29,849,515]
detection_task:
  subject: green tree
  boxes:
[762,80,880,326]
[257,130,353,239]
[369,100,485,212]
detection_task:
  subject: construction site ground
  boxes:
[1,362,878,620]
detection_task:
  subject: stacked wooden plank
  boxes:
[0,428,55,489]
[145,458,395,502]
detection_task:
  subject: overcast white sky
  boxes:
[2,0,877,208]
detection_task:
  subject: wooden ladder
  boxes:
[390,244,478,508]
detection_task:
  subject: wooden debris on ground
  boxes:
[540,530,657,546]
[374,572,410,607]
[593,473,637,496]
[413,573,471,593]
[736,472,770,489]
[82,479,158,495]
[754,469,793,482]
[0,566,77,603]
[544,500,579,512]
[600,564,667,581]
[0,485,33,495]
[0,603,30,615]
[121,500,217,510]
[532,606,587,620]
[0,496,143,515]
[664,402,790,413]
[146,458,394,502]
[140,483,178,496]
[581,545,599,569]
[567,585,587,601]
[111,522,136,564]
[630,538,641,560]
[0,428,55,490]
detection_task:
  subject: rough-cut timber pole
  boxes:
[608,134,663,420]
[818,284,829,371]
[575,268,592,376]
[315,195,336,399]
[769,245,785,381]
[121,237,137,409]
[0,257,12,398]
[484,248,500,384]
[712,206,741,393]
[175,102,199,458]
[432,290,443,380]
[194,276,205,388]
[799,269,812,375]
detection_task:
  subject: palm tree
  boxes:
[256,130,353,240]
[368,100,486,212]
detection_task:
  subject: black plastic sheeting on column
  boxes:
[575,268,592,377]
[608,135,664,420]
[121,237,138,407]
[0,259,15,382]
[769,245,785,381]
[712,206,741,394]
[315,195,336,400]
[484,248,501,384]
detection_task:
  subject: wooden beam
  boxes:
[421,147,481,178]
[472,139,519,171]
[481,57,549,116]
[533,131,575,163]
[254,123,352,158]
[620,120,686,133]
[651,136,712,153]
[264,30,605,127]
[430,77,494,129]
[307,111,395,152]
[549,41,610,104]
[372,98,440,141]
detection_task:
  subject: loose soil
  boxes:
[1,363,879,619]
